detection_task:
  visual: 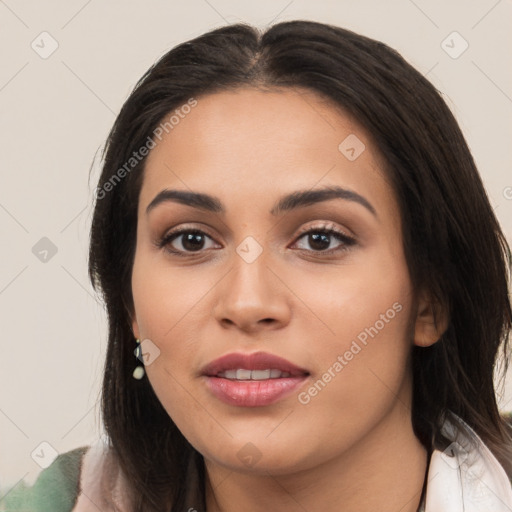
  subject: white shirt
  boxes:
[421,414,512,511]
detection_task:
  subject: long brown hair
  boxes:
[88,20,512,510]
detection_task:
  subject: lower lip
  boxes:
[204,376,309,407]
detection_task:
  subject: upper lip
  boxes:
[201,351,310,377]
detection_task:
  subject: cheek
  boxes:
[291,249,414,406]
[130,259,209,436]
[131,247,215,341]
[130,250,217,405]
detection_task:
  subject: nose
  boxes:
[211,249,292,334]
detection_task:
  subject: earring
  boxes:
[132,338,145,380]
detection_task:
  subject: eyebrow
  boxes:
[145,185,377,217]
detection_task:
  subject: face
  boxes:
[131,87,433,476]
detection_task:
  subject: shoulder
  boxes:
[2,446,89,512]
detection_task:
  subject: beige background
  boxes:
[1,0,511,492]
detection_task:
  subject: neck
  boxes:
[204,404,427,512]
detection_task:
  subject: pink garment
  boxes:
[72,439,131,511]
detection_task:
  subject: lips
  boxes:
[201,352,310,407]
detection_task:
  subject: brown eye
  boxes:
[292,224,356,254]
[158,229,219,256]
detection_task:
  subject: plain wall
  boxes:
[1,0,511,490]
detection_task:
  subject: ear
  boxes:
[413,289,449,347]
[131,315,141,340]
[122,294,140,340]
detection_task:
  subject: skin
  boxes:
[131,87,447,512]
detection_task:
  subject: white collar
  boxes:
[423,414,512,511]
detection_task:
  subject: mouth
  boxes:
[201,351,310,407]
[216,369,295,380]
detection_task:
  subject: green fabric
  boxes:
[1,446,88,512]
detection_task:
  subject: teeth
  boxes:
[217,369,292,380]
[237,369,252,380]
[251,369,270,380]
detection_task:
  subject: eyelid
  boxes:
[161,221,353,241]
[156,223,219,251]
[290,222,357,253]
[292,221,354,241]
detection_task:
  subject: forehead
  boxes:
[139,87,393,216]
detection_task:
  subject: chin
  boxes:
[197,435,319,476]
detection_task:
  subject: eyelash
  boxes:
[156,222,356,258]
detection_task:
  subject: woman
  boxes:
[5,19,512,512]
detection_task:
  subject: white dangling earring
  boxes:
[132,338,145,380]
